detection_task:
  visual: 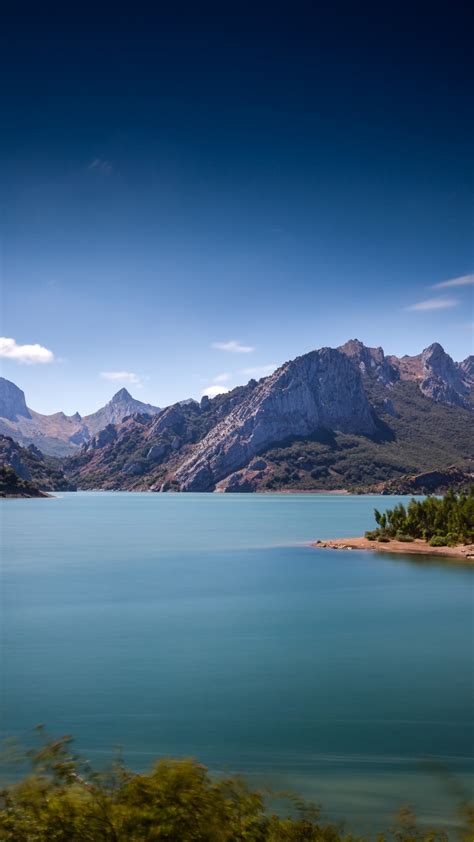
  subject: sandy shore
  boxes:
[313,536,474,560]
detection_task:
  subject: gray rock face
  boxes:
[419,343,470,408]
[341,340,473,409]
[338,339,398,385]
[123,460,146,476]
[147,443,168,461]
[91,424,117,449]
[458,355,474,386]
[0,378,31,420]
[173,348,376,490]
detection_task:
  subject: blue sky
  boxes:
[1,6,472,415]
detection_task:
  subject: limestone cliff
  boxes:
[171,348,376,491]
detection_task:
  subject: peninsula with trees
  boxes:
[314,489,474,560]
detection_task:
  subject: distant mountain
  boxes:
[0,379,161,456]
[83,388,162,437]
[65,340,473,493]
[0,434,75,491]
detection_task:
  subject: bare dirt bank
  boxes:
[313,537,474,560]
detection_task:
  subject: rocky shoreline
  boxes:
[313,536,474,560]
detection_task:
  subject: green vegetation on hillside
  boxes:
[0,465,46,498]
[0,435,74,492]
[365,489,474,546]
[261,382,473,492]
[0,731,471,841]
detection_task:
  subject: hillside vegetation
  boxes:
[258,382,473,492]
[0,465,48,498]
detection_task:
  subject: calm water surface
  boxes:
[1,492,473,830]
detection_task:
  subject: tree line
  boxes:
[366,488,474,546]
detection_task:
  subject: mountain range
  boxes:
[0,380,161,456]
[1,338,470,493]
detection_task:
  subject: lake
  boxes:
[1,492,472,831]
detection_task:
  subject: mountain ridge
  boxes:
[1,339,472,492]
[0,380,161,456]
[63,339,473,493]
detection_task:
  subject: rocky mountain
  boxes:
[170,348,375,490]
[64,339,473,493]
[338,339,472,408]
[0,434,75,491]
[0,379,161,456]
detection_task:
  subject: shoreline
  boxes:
[313,536,474,561]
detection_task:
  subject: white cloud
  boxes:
[212,340,255,354]
[201,384,230,398]
[432,273,474,289]
[0,337,55,364]
[100,371,144,388]
[405,297,459,312]
[214,372,231,382]
[240,363,277,378]
[88,158,113,175]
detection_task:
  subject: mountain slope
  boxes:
[0,435,75,491]
[170,348,375,490]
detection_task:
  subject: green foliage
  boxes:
[369,489,474,546]
[429,535,448,547]
[0,465,45,498]
[0,731,469,841]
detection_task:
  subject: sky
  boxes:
[1,4,472,415]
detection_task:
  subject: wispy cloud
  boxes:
[88,158,113,175]
[432,273,474,289]
[0,337,55,364]
[201,384,230,398]
[405,297,459,312]
[214,372,231,383]
[212,340,255,354]
[100,371,145,388]
[240,363,277,378]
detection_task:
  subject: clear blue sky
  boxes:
[1,5,472,414]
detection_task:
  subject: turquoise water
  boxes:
[1,492,473,831]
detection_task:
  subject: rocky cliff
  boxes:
[0,378,31,420]
[339,339,472,409]
[170,348,376,490]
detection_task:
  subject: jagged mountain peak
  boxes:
[338,339,395,385]
[110,387,133,403]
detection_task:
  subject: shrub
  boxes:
[368,488,474,545]
[0,731,467,841]
[429,535,448,547]
[395,533,415,542]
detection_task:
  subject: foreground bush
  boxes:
[0,731,472,841]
